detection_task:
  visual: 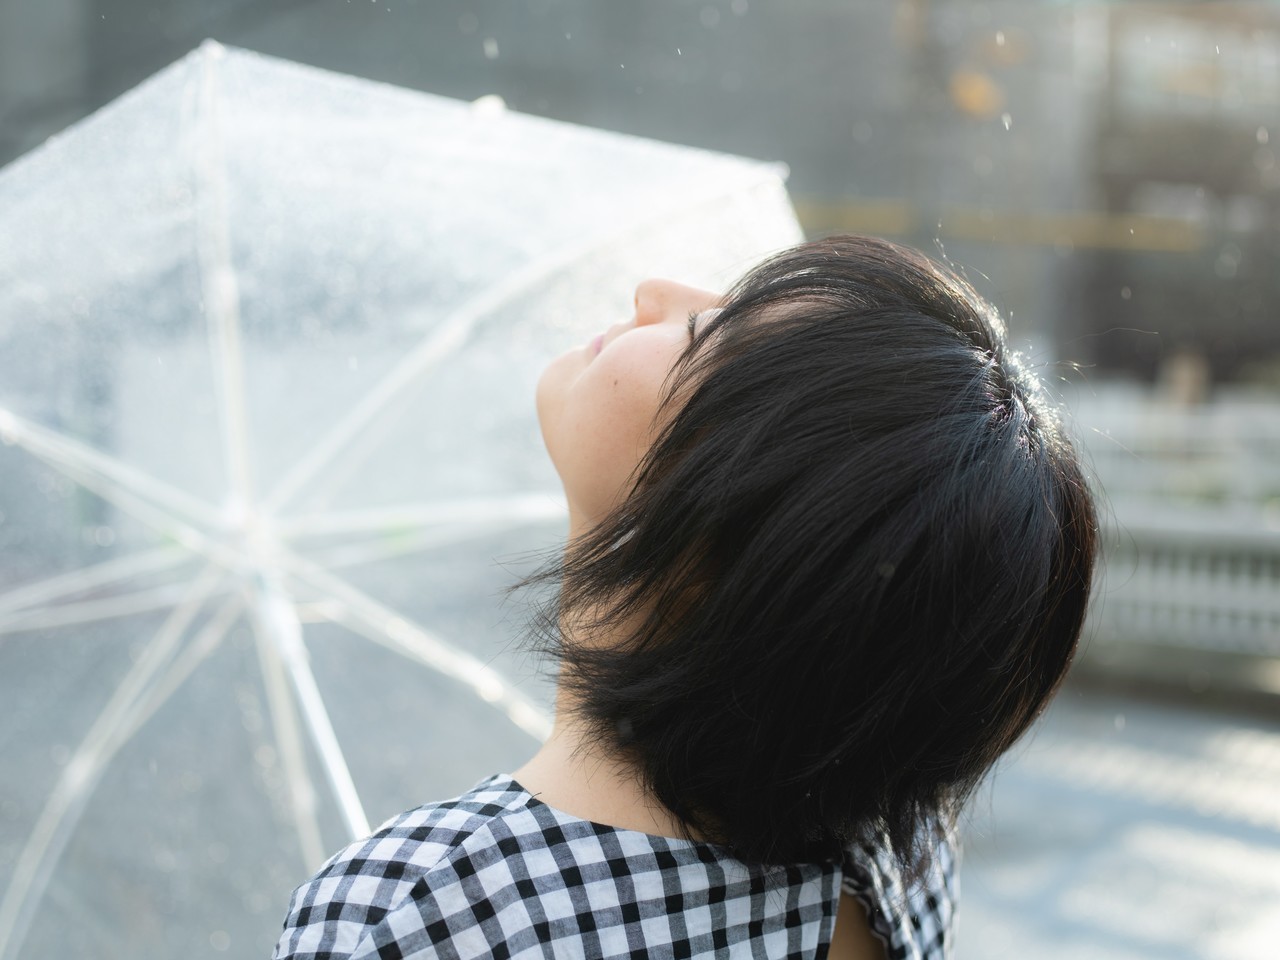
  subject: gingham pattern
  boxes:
[841,826,957,960]
[274,775,955,959]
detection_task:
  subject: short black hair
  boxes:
[527,235,1098,875]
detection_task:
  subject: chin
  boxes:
[535,353,572,475]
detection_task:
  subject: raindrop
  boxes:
[1001,112,1012,130]
[210,931,231,952]
[93,526,116,547]
[255,745,277,769]
[1120,286,1132,300]
[995,30,1005,46]
[700,5,721,28]
[483,38,499,60]
[1215,244,1241,279]
[731,0,749,14]
[565,32,571,40]
[1114,714,1126,732]
[676,47,681,55]
[1259,127,1271,145]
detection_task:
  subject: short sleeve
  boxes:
[840,822,958,960]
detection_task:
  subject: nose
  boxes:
[633,278,720,327]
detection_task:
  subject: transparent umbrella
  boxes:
[0,42,801,959]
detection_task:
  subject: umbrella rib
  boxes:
[279,549,551,742]
[113,594,245,749]
[0,431,271,585]
[0,407,223,532]
[260,299,482,514]
[254,575,370,842]
[262,172,780,515]
[0,565,226,960]
[249,586,327,869]
[194,44,255,510]
[298,496,564,572]
[0,545,188,618]
[308,521,535,572]
[276,493,565,539]
[0,578,230,636]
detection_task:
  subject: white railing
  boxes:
[1068,385,1280,658]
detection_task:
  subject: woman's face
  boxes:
[537,278,721,530]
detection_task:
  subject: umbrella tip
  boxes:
[198,38,227,60]
[470,94,507,118]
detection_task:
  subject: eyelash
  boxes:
[687,312,699,341]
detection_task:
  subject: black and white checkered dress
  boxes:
[274,775,956,959]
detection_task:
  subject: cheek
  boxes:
[539,347,670,520]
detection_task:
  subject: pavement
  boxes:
[957,680,1280,960]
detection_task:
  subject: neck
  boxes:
[512,687,692,841]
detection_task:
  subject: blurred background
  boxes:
[1,1,1278,958]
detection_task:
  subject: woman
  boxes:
[274,236,1097,960]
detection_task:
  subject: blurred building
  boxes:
[4,0,1278,386]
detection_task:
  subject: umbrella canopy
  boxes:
[0,41,801,959]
